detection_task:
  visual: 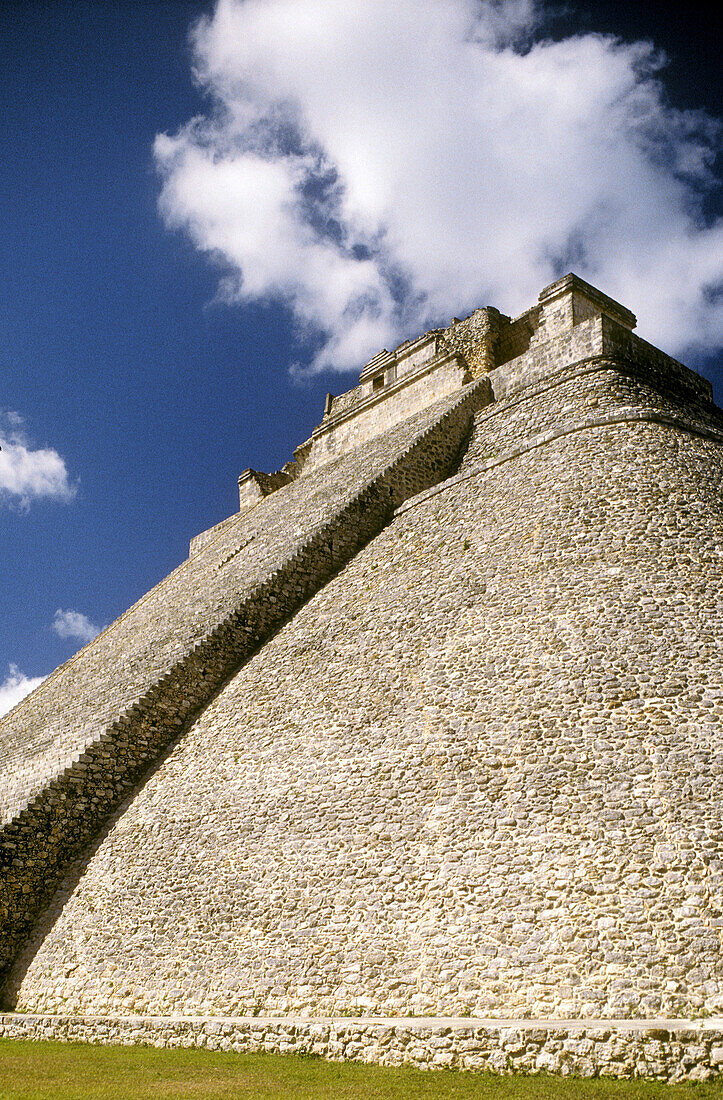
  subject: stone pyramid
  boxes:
[1,274,723,1075]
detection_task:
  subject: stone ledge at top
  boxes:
[536,272,637,335]
[229,273,708,514]
[321,273,639,431]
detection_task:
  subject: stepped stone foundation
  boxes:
[1,274,722,1078]
[3,1014,723,1080]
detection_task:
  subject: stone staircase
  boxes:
[0,376,490,990]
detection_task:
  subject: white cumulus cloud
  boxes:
[0,665,47,718]
[0,412,76,510]
[155,0,722,374]
[52,609,101,645]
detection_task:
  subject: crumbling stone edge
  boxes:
[1,1013,722,1080]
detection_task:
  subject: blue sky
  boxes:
[1,0,721,711]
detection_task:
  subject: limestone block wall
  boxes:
[533,275,635,343]
[7,355,722,1022]
[461,359,723,471]
[323,334,443,427]
[393,331,441,380]
[599,316,712,403]
[495,307,539,366]
[0,378,487,987]
[490,316,605,396]
[324,383,363,421]
[237,468,293,512]
[3,1013,723,1081]
[491,316,712,405]
[302,354,471,474]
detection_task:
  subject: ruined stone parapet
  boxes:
[301,309,500,473]
[439,306,502,378]
[237,468,292,512]
[269,273,710,487]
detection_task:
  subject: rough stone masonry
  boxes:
[1,274,722,1079]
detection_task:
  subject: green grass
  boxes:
[0,1040,722,1100]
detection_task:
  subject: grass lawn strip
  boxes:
[1,1040,723,1099]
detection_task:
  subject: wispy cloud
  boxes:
[0,412,76,510]
[0,665,46,718]
[52,609,101,645]
[155,0,722,374]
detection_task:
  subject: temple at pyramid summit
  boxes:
[1,274,723,1077]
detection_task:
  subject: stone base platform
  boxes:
[2,1014,723,1080]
